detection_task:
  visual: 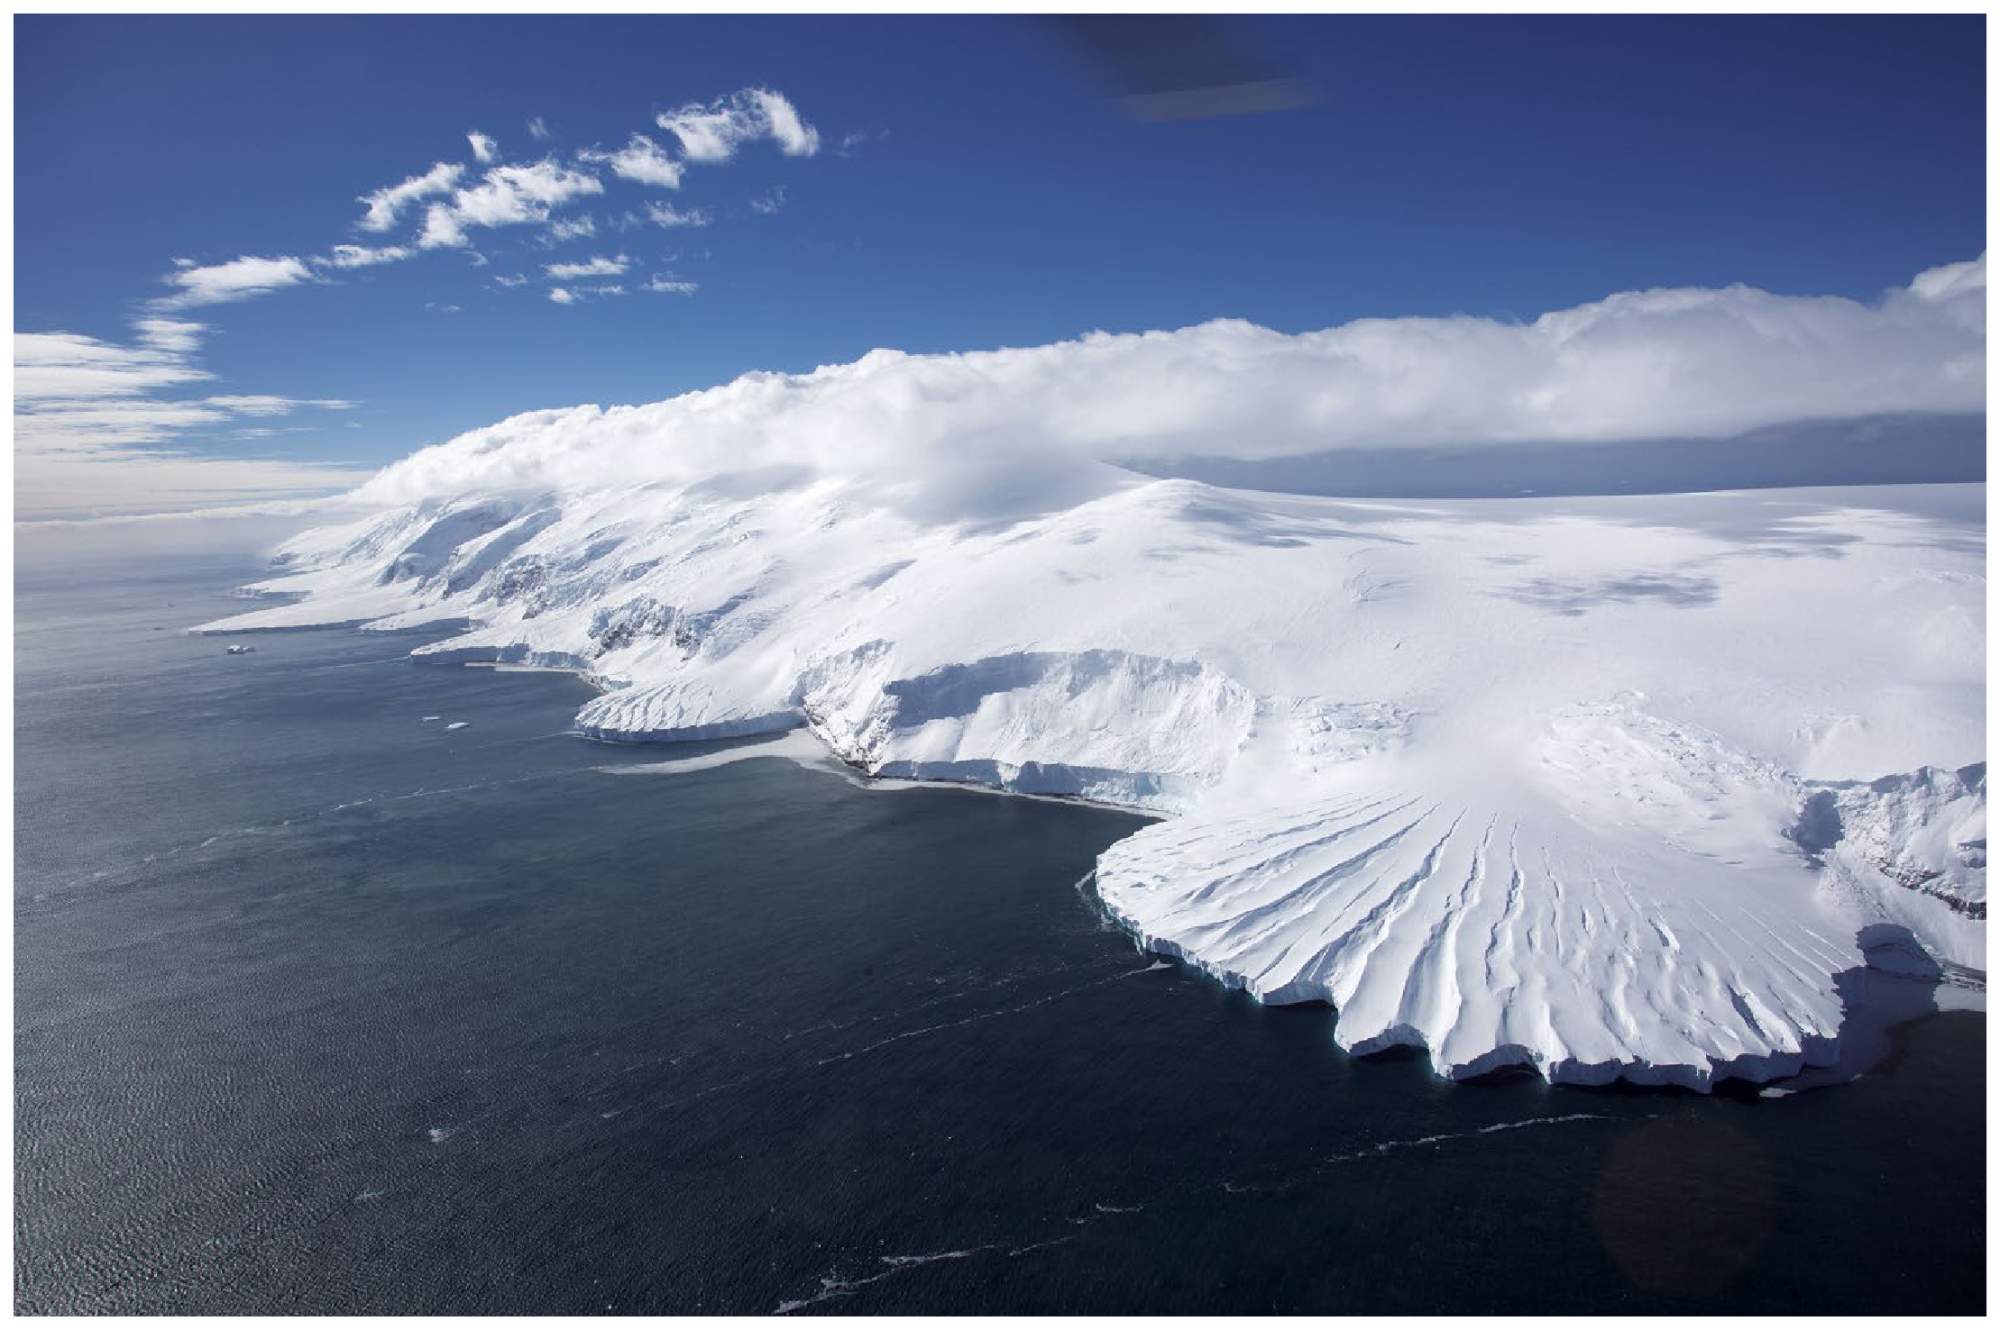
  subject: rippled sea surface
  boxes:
[15,546,1986,1314]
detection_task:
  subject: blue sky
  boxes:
[13,13,1987,516]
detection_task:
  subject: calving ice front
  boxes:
[203,259,1988,1090]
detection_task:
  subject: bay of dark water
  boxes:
[14,545,1986,1314]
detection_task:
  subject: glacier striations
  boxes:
[198,471,1985,1091]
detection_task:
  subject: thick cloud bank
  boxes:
[357,257,1985,518]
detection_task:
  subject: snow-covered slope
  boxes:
[200,473,1985,1089]
[190,250,1991,1091]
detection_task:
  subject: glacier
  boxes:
[198,471,1985,1090]
[189,258,1988,1090]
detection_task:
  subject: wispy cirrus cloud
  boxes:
[643,201,712,229]
[579,132,684,189]
[656,87,819,162]
[204,393,356,415]
[835,128,887,156]
[358,161,465,232]
[547,282,628,306]
[13,322,366,517]
[205,86,814,305]
[131,317,205,356]
[318,243,414,269]
[544,254,629,280]
[15,320,212,400]
[16,325,354,438]
[154,255,316,309]
[18,84,829,515]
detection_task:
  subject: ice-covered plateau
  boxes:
[183,256,1992,1088]
[201,473,1985,1090]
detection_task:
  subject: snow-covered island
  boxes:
[199,260,1986,1090]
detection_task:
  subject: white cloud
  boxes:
[528,116,552,142]
[358,161,464,232]
[544,254,629,280]
[468,130,500,163]
[15,323,216,403]
[655,87,819,163]
[642,275,699,294]
[753,90,820,156]
[133,318,205,356]
[15,399,231,449]
[578,132,684,189]
[16,452,368,521]
[644,201,712,229]
[835,128,886,156]
[418,159,606,249]
[15,334,205,402]
[13,323,367,516]
[15,329,353,445]
[155,255,314,309]
[204,394,357,415]
[545,282,627,304]
[417,204,466,249]
[494,273,529,288]
[547,214,597,242]
[319,243,413,269]
[354,257,1988,519]
[749,186,787,216]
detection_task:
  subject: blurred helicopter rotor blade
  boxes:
[1035,14,1320,120]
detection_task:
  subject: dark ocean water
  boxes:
[14,547,1986,1315]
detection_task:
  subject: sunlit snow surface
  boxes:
[201,478,1985,1088]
